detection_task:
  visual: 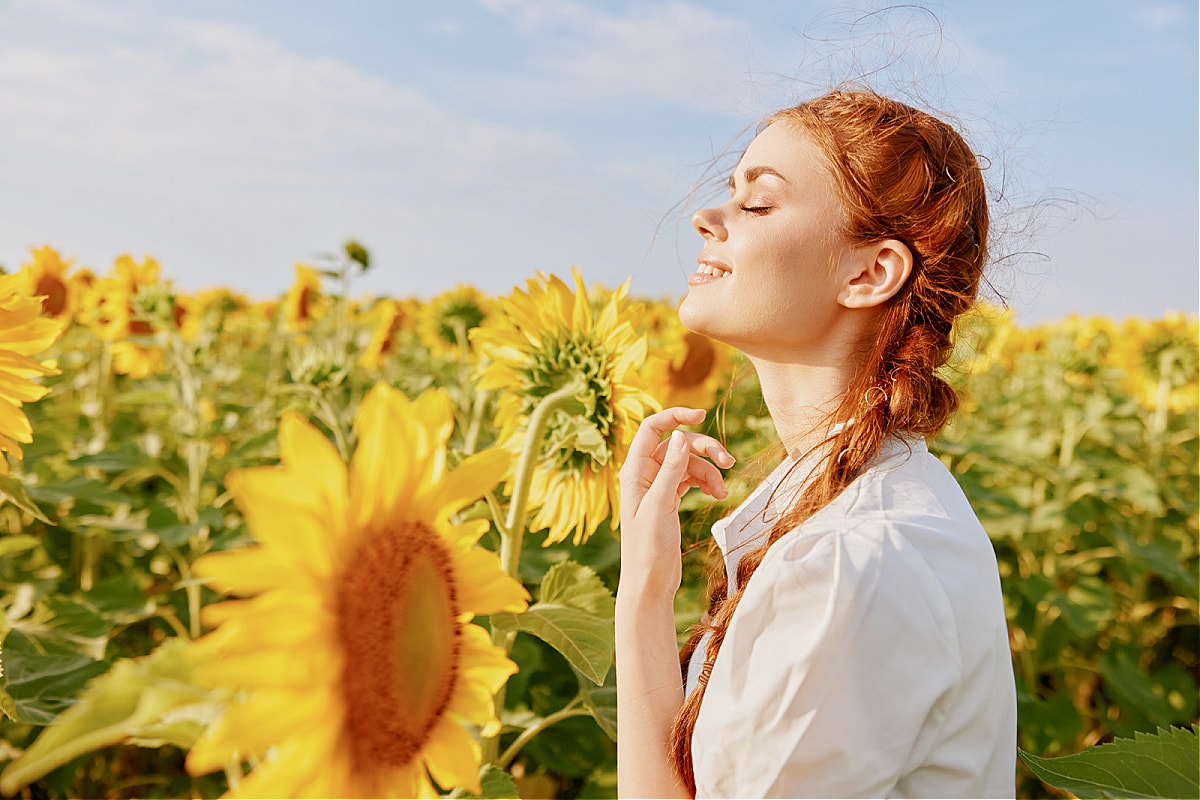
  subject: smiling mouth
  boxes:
[695,262,731,278]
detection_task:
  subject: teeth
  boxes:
[696,264,729,277]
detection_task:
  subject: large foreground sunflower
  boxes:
[471,268,658,545]
[186,384,528,798]
[0,271,65,473]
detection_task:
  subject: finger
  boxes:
[647,431,735,470]
[643,429,694,507]
[647,446,728,499]
[625,407,707,465]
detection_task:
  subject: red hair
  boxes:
[669,87,989,794]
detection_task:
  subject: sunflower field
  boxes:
[0,243,1195,799]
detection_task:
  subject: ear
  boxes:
[838,239,913,309]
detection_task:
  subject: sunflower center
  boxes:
[669,332,716,390]
[336,523,461,771]
[523,331,615,471]
[295,285,313,322]
[35,274,68,317]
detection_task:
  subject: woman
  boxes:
[616,89,1017,798]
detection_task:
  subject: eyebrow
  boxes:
[727,165,787,191]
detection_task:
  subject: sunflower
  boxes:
[0,271,65,474]
[282,263,325,333]
[87,254,170,378]
[18,245,75,321]
[186,383,528,798]
[642,303,735,410]
[358,298,412,370]
[416,285,493,359]
[471,268,659,545]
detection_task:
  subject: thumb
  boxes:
[644,430,691,506]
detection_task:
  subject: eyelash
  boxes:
[740,205,771,215]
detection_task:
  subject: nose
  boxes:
[692,205,726,241]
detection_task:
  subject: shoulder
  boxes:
[742,439,995,655]
[770,438,994,586]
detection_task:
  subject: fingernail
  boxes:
[671,430,686,451]
[708,444,735,467]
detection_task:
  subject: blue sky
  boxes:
[0,0,1195,322]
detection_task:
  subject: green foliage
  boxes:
[0,639,221,795]
[1019,725,1199,799]
[932,314,1200,796]
[493,561,615,685]
[0,272,1194,800]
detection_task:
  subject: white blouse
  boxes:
[686,436,1016,799]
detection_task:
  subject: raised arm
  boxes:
[615,407,733,799]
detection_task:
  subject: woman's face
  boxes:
[678,122,859,363]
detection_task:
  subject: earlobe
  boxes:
[839,239,913,309]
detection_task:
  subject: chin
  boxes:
[678,293,725,342]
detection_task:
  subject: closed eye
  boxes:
[740,205,771,215]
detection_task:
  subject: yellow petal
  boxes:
[225,469,340,571]
[278,411,347,526]
[350,383,416,528]
[433,447,510,524]
[421,713,482,795]
[192,547,300,596]
[453,548,529,615]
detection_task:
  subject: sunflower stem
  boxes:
[497,700,589,771]
[500,380,584,572]
[462,388,489,456]
[483,380,583,767]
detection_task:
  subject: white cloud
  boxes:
[1129,2,1191,33]
[0,12,582,296]
[0,18,568,178]
[475,0,754,113]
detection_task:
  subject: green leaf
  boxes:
[583,686,617,741]
[492,604,613,685]
[522,714,609,779]
[0,475,53,523]
[0,535,40,560]
[28,476,127,506]
[69,448,146,473]
[1019,725,1199,799]
[538,561,615,617]
[0,627,110,725]
[492,560,615,685]
[1052,577,1114,638]
[0,639,223,796]
[478,764,520,799]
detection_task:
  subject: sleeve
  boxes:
[690,522,963,799]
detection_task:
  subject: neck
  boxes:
[748,357,856,460]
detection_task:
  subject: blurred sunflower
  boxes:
[1115,314,1199,412]
[89,254,167,378]
[186,383,528,798]
[0,271,66,474]
[18,245,75,321]
[471,268,658,545]
[643,305,734,410]
[282,263,325,333]
[358,298,412,370]
[417,284,492,358]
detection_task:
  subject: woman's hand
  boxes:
[618,407,735,602]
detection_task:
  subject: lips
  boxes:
[694,256,731,278]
